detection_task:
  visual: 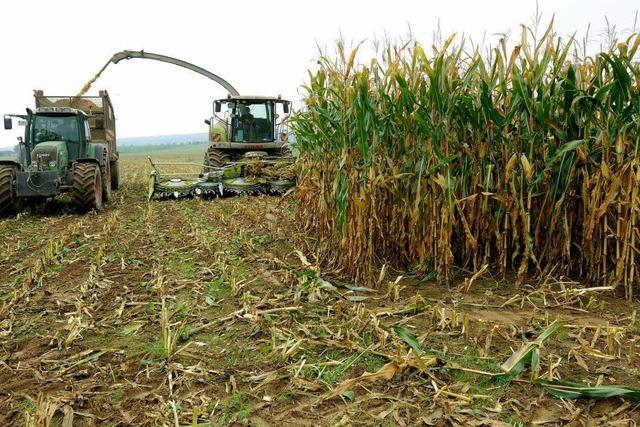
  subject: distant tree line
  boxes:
[120,140,208,147]
[148,140,208,146]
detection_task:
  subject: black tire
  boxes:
[72,163,103,212]
[0,166,21,216]
[102,161,112,203]
[279,145,293,157]
[110,160,120,190]
[203,146,229,172]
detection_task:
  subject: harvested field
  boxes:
[1,152,639,425]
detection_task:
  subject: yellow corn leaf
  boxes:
[595,177,621,219]
[432,174,446,189]
[505,153,518,181]
[520,154,533,182]
[628,33,640,58]
[601,161,611,180]
[294,250,312,267]
[573,353,590,372]
[615,134,624,155]
[573,345,616,360]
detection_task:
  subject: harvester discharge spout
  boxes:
[109,50,241,96]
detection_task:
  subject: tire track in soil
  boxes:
[180,197,315,414]
[0,211,111,423]
[0,164,150,423]
[65,199,224,424]
[2,218,100,309]
[0,186,140,309]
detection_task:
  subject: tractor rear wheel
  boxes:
[72,163,103,212]
[110,160,120,190]
[203,146,229,171]
[0,165,21,216]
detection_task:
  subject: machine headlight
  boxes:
[49,160,57,168]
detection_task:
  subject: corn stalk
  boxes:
[292,25,640,295]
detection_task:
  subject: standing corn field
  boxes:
[292,23,640,297]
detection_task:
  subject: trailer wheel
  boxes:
[110,160,120,190]
[203,146,229,172]
[102,161,112,203]
[0,166,21,216]
[72,163,103,212]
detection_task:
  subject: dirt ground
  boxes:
[1,153,639,426]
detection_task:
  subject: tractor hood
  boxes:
[31,141,68,171]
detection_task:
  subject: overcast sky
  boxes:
[0,0,637,148]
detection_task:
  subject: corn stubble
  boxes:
[292,23,640,297]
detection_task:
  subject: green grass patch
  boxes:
[300,347,388,387]
[207,276,232,299]
[110,389,125,402]
[167,253,197,278]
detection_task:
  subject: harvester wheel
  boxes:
[110,160,120,190]
[203,146,229,171]
[0,165,21,216]
[102,161,112,203]
[279,145,293,157]
[72,162,103,212]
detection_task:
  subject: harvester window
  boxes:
[232,101,274,142]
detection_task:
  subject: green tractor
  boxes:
[1,90,119,215]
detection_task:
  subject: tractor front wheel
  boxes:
[0,165,21,216]
[72,163,103,212]
[203,146,229,171]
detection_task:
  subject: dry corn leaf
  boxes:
[520,154,533,181]
[331,362,402,396]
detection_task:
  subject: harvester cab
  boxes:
[0,90,119,215]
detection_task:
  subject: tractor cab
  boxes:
[27,107,91,171]
[4,107,90,172]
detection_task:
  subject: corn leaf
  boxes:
[393,325,423,355]
[536,379,640,401]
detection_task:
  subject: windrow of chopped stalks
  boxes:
[292,23,640,296]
